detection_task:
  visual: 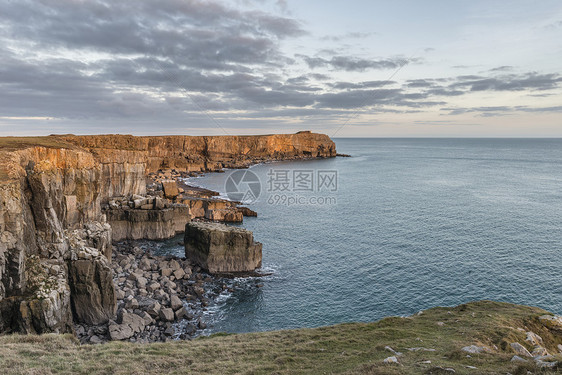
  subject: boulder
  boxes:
[539,315,562,331]
[170,295,183,311]
[160,308,175,322]
[184,222,262,274]
[383,356,399,364]
[109,311,145,340]
[510,342,532,357]
[162,181,179,199]
[175,307,188,320]
[461,345,489,354]
[146,301,161,318]
[526,331,543,346]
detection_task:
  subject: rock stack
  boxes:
[185,222,262,274]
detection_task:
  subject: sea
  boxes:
[155,138,562,335]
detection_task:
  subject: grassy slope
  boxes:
[1,301,561,375]
[0,136,78,151]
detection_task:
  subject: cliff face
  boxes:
[57,131,336,173]
[0,132,336,334]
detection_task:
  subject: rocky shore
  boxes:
[0,131,336,340]
[75,240,211,344]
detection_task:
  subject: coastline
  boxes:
[2,135,562,372]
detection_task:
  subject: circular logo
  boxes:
[225,170,261,203]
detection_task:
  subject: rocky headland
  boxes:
[0,132,336,341]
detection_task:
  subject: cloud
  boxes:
[450,73,562,92]
[319,31,376,42]
[489,66,514,72]
[298,55,413,71]
[329,81,396,90]
[442,105,562,117]
[0,0,560,134]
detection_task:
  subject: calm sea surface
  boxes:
[158,138,562,334]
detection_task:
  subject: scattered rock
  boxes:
[531,346,549,357]
[160,308,175,322]
[535,359,558,368]
[385,346,402,356]
[525,331,543,346]
[383,356,399,364]
[539,314,562,331]
[170,295,183,311]
[162,181,179,199]
[461,345,488,354]
[510,342,532,358]
[511,355,528,363]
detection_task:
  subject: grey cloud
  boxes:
[329,81,395,90]
[314,89,444,110]
[442,106,512,116]
[426,88,465,97]
[0,0,302,71]
[298,55,411,71]
[320,31,376,42]
[406,79,435,88]
[441,105,562,117]
[0,0,560,133]
[451,73,562,92]
[489,66,514,72]
[310,73,331,81]
[314,89,402,109]
[516,105,562,113]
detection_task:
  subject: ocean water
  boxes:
[163,138,562,334]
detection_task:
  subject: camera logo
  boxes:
[225,170,261,203]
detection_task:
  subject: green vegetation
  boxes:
[1,301,561,374]
[0,136,76,151]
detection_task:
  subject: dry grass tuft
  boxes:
[0,301,561,374]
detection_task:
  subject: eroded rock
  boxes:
[68,250,116,325]
[184,221,262,274]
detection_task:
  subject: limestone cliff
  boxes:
[0,132,336,334]
[184,222,262,274]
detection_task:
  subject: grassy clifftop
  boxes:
[1,301,561,374]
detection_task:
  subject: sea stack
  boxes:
[184,222,262,274]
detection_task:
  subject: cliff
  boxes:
[0,132,336,335]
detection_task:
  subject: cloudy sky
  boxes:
[1,0,561,137]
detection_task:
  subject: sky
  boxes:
[0,0,561,137]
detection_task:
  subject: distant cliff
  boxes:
[57,131,336,174]
[0,132,335,335]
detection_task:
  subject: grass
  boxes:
[1,301,561,374]
[0,136,78,151]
